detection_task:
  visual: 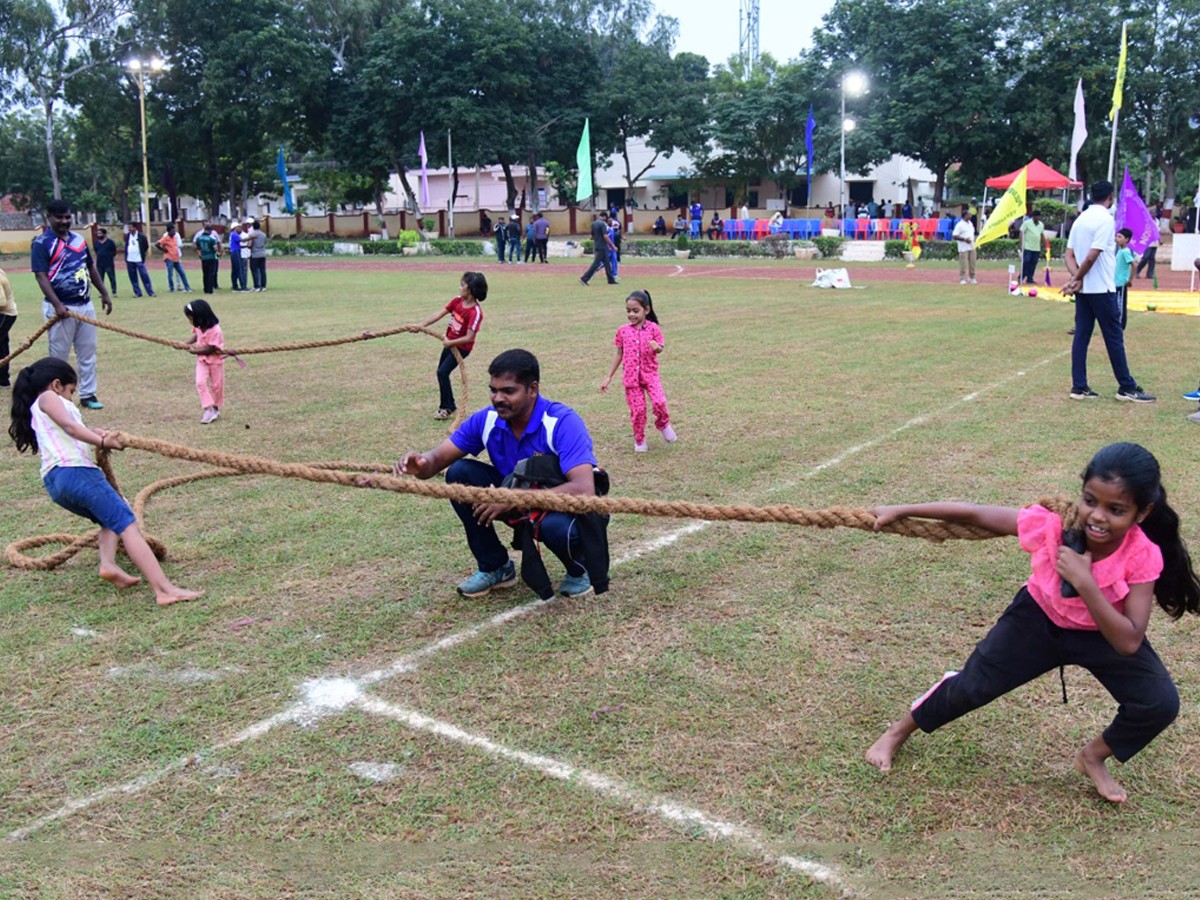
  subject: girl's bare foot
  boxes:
[866,715,918,771]
[1074,746,1127,803]
[99,565,142,589]
[155,587,204,607]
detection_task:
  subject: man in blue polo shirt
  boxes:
[396,348,599,599]
[32,198,113,410]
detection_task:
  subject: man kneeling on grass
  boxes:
[395,348,608,600]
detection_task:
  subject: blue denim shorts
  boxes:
[43,465,137,534]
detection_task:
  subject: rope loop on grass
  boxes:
[4,431,1080,571]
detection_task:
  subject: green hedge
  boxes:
[883,237,1067,261]
[428,239,487,256]
[612,237,806,259]
[268,239,335,255]
[360,240,404,255]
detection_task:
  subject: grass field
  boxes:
[2,254,1200,897]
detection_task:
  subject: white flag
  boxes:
[1069,79,1088,182]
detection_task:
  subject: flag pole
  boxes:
[447,129,454,237]
[1107,107,1119,183]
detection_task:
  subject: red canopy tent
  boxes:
[985,158,1082,190]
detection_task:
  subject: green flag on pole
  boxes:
[575,118,592,204]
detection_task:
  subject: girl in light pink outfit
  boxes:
[184,300,225,424]
[600,290,676,452]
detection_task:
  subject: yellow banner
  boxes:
[976,166,1027,248]
[1109,23,1127,121]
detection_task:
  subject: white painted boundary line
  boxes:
[355,694,849,895]
[6,349,1067,883]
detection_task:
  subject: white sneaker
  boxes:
[960,279,967,285]
[201,408,215,424]
[634,441,648,452]
[969,278,977,284]
[661,425,677,442]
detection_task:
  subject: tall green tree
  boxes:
[0,0,132,200]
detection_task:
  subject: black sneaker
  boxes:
[1115,387,1156,403]
[1069,388,1099,400]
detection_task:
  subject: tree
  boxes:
[0,0,132,199]
[134,0,332,217]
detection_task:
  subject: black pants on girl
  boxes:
[436,345,470,412]
[911,587,1179,762]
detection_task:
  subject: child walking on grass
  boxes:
[600,290,676,451]
[184,300,225,424]
[8,357,203,606]
[865,442,1199,803]
[419,271,487,420]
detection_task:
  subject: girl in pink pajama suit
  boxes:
[600,290,677,452]
[184,300,225,424]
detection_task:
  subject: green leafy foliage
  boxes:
[813,235,844,259]
[428,239,486,256]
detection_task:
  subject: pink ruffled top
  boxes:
[1017,504,1162,630]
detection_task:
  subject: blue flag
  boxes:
[277,147,295,214]
[805,105,815,201]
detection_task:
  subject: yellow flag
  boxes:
[976,166,1028,248]
[1109,22,1127,121]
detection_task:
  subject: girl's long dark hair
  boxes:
[627,289,659,324]
[1084,442,1200,618]
[8,357,77,454]
[184,299,219,331]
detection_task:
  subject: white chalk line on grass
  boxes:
[6,350,1066,884]
[354,694,849,895]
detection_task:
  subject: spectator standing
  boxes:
[32,198,113,410]
[1020,210,1049,284]
[952,212,977,285]
[523,217,536,263]
[154,223,192,293]
[123,223,156,297]
[1114,227,1137,331]
[492,217,507,263]
[0,267,16,387]
[1134,233,1158,281]
[506,214,521,264]
[248,220,268,291]
[689,200,703,237]
[532,212,550,264]
[1063,180,1154,403]
[902,200,914,219]
[93,228,118,296]
[228,220,247,292]
[194,222,221,295]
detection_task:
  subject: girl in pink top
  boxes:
[8,356,202,606]
[864,443,1199,803]
[600,290,677,452]
[184,300,225,424]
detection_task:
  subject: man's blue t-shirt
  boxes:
[229,230,242,254]
[31,230,93,305]
[450,394,597,478]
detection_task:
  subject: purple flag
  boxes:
[418,131,430,207]
[1115,166,1157,255]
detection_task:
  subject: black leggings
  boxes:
[911,587,1179,762]
[436,345,470,411]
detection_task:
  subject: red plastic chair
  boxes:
[854,217,871,239]
[871,218,891,239]
[752,219,770,239]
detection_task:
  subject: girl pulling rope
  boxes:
[8,357,203,606]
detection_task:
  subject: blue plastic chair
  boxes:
[724,220,739,240]
[891,218,902,239]
[936,218,955,240]
[842,218,856,237]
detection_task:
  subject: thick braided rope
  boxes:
[6,432,1082,571]
[0,315,466,418]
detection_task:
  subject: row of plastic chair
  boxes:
[695,217,960,242]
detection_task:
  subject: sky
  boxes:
[650,0,837,67]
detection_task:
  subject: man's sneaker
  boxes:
[1116,387,1157,403]
[1188,410,1200,424]
[456,560,518,598]
[1069,388,1099,400]
[558,572,593,598]
[969,278,977,284]
[80,396,104,410]
[433,408,452,420]
[660,424,677,442]
[960,279,967,285]
[1182,387,1200,401]
[579,277,589,287]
